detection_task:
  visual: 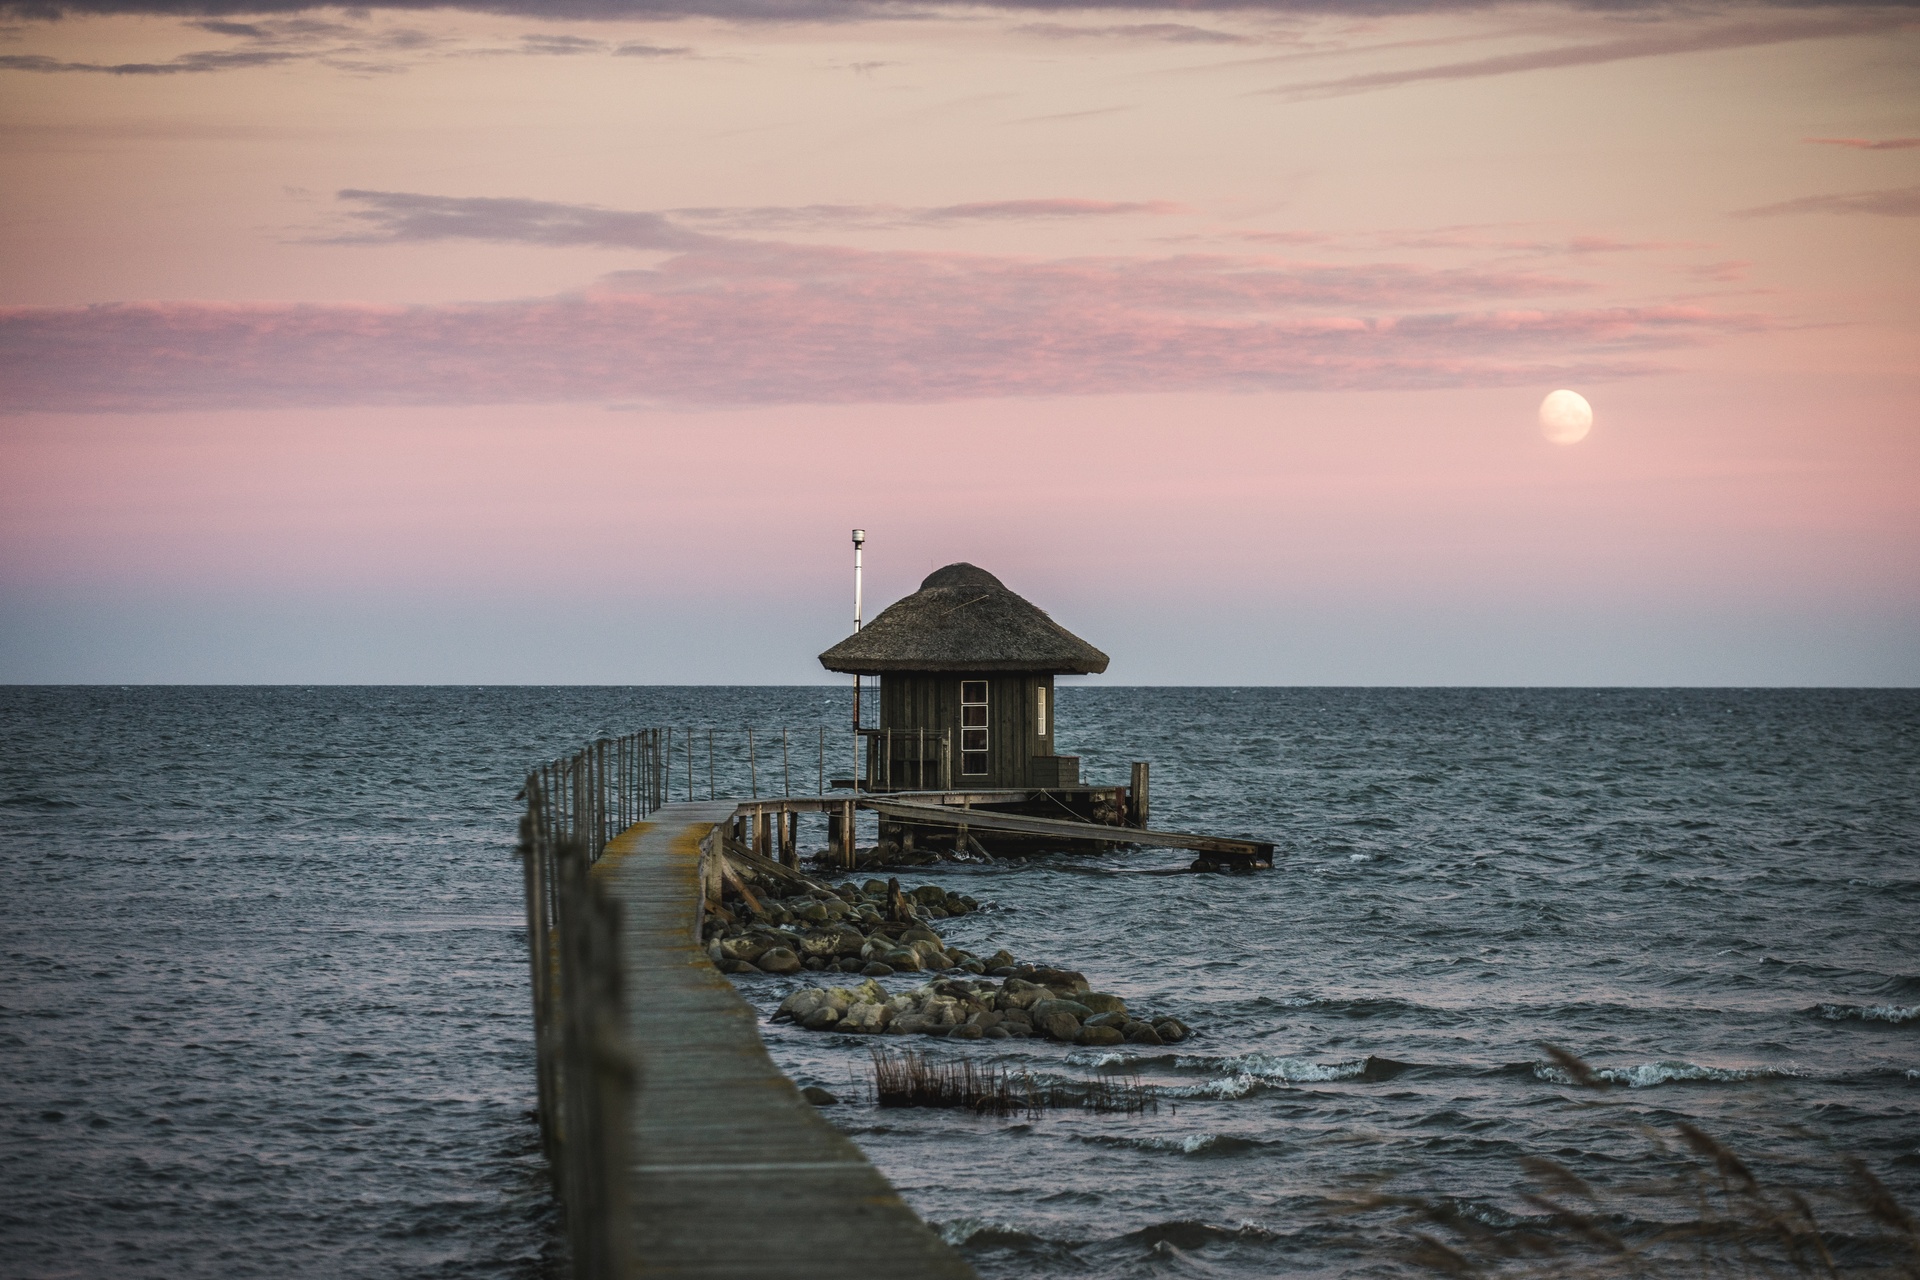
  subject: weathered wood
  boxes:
[863,796,1273,861]
[1131,760,1150,829]
[602,808,974,1279]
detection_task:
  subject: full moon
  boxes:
[1539,389,1593,444]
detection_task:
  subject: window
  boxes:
[960,680,988,775]
[1036,685,1047,739]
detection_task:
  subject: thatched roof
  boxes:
[819,563,1109,675]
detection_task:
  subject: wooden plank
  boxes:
[861,796,1274,860]
[602,805,976,1279]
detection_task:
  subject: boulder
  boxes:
[800,1086,837,1106]
[1038,1011,1081,1041]
[1085,1011,1129,1031]
[948,1022,984,1040]
[1153,1019,1188,1043]
[798,932,841,958]
[757,947,802,975]
[860,962,893,977]
[911,885,946,906]
[720,935,772,964]
[1032,968,1090,994]
[801,1006,840,1030]
[777,988,829,1021]
[983,1025,1011,1040]
[1126,1024,1164,1046]
[1077,1025,1124,1047]
[1080,993,1128,1015]
[984,950,1018,971]
[717,958,759,975]
[862,879,890,896]
[841,1002,888,1033]
[1032,998,1095,1024]
[882,948,923,972]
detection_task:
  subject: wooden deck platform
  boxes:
[863,795,1276,865]
[595,802,975,1279]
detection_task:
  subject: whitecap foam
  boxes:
[1816,1003,1919,1025]
[1535,1059,1803,1088]
[1184,1052,1368,1084]
[1166,1073,1263,1099]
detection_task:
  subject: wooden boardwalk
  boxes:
[595,801,976,1279]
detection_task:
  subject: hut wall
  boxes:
[876,672,1062,789]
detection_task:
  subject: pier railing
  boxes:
[519,731,672,1280]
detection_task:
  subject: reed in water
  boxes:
[869,1048,1156,1118]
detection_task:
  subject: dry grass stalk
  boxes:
[1324,1047,1920,1279]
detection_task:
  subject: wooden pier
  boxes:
[516,725,1272,1278]
[599,805,974,1278]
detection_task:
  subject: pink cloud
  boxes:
[0,242,1761,413]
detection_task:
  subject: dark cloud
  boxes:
[1804,136,1920,150]
[1733,184,1920,217]
[0,46,299,71]
[1266,10,1915,98]
[324,190,717,249]
[1014,22,1252,43]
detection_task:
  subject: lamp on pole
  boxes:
[851,529,866,795]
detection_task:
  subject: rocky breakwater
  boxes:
[772,972,1191,1048]
[702,857,1195,1047]
[705,877,1004,979]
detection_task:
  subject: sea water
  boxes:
[2,687,1915,1277]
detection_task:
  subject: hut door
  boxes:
[960,681,989,775]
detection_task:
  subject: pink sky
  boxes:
[1,2,1915,683]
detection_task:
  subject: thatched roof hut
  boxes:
[818,563,1108,676]
[820,564,1105,791]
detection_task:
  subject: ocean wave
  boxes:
[1114,1219,1281,1250]
[1165,1073,1266,1099]
[1535,1059,1803,1088]
[1076,1132,1265,1157]
[1814,1003,1919,1025]
[1179,1052,1371,1083]
[936,1217,1062,1252]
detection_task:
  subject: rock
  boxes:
[717,958,759,975]
[1126,1024,1164,1046]
[1032,968,1091,994]
[959,960,986,975]
[985,950,1018,971]
[832,925,867,957]
[1153,1019,1189,1043]
[911,885,946,906]
[777,988,829,1021]
[860,962,892,977]
[795,902,831,924]
[862,879,890,896]
[803,957,826,970]
[801,1086,837,1106]
[900,925,943,947]
[1080,993,1128,1015]
[948,1022,984,1040]
[967,1010,1004,1031]
[922,996,962,1026]
[890,1014,932,1036]
[1032,998,1095,1024]
[801,1006,840,1031]
[983,1025,1011,1039]
[841,1002,888,1033]
[720,935,771,964]
[925,906,949,919]
[1039,1011,1081,1041]
[943,896,971,915]
[1077,1025,1125,1047]
[882,948,923,972]
[757,947,802,975]
[1085,1011,1129,1031]
[798,932,840,958]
